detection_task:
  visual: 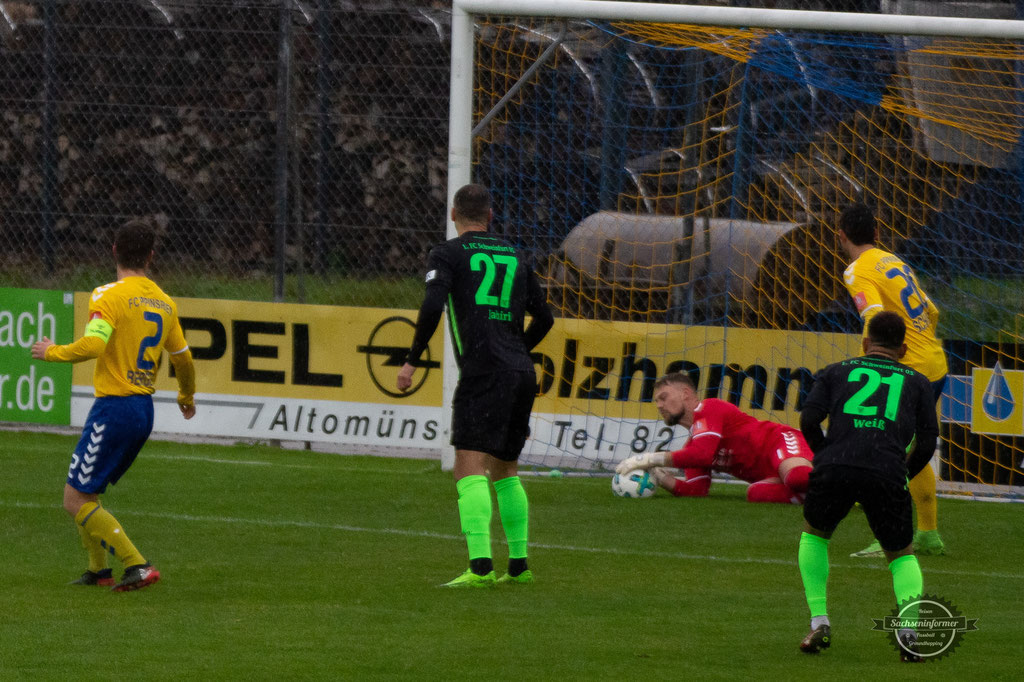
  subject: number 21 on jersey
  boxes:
[843,367,905,422]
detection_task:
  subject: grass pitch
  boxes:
[1,430,1019,680]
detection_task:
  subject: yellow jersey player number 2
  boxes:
[838,204,947,558]
[31,218,196,592]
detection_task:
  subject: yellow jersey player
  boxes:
[837,203,946,557]
[31,219,196,591]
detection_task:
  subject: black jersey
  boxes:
[800,354,939,482]
[406,231,553,378]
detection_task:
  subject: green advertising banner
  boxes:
[0,288,74,425]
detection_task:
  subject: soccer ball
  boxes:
[611,469,656,498]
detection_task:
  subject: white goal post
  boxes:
[443,0,1024,490]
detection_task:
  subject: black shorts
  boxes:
[803,464,913,552]
[452,370,536,461]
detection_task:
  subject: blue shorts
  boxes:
[68,395,154,494]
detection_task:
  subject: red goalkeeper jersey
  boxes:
[670,398,810,482]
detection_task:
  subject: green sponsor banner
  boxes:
[0,288,74,425]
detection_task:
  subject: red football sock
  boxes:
[783,465,811,493]
[747,480,801,504]
[671,473,711,497]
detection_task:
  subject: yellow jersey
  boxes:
[843,247,947,382]
[48,276,190,397]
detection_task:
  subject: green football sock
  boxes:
[456,475,492,561]
[889,554,923,623]
[799,532,830,618]
[494,476,529,560]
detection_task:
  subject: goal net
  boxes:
[448,0,1024,499]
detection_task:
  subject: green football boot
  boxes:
[442,569,496,588]
[496,570,534,585]
[914,529,946,556]
[850,540,885,558]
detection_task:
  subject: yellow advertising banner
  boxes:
[69,293,861,454]
[528,318,861,426]
[72,294,443,406]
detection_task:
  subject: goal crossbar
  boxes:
[455,0,1024,39]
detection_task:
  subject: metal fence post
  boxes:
[41,0,58,276]
[273,0,294,302]
[314,0,331,276]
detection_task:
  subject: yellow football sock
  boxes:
[74,501,146,568]
[77,523,108,573]
[909,465,938,532]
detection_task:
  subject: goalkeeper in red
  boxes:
[615,373,814,504]
[31,219,196,592]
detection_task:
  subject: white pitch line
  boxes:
[148,454,275,467]
[142,453,565,481]
[143,453,436,476]
[3,500,1020,581]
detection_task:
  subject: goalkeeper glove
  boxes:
[615,451,668,475]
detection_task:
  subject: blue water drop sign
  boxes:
[982,362,1015,422]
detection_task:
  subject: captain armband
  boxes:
[83,317,114,343]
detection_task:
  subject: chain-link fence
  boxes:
[0,0,1015,307]
[0,0,452,306]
